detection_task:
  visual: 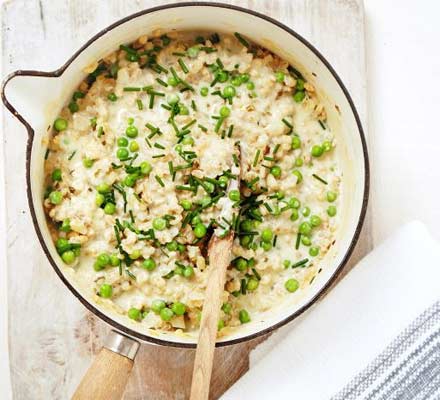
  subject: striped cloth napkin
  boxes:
[222,221,440,400]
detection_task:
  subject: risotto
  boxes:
[43,31,341,336]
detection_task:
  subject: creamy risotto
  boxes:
[44,31,341,335]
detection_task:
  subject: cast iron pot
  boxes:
[2,3,369,399]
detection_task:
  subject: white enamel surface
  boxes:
[3,5,366,345]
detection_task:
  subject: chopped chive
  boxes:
[153,63,168,74]
[200,46,217,53]
[155,175,165,187]
[146,123,160,133]
[295,233,301,250]
[182,119,197,130]
[234,32,250,48]
[227,125,234,138]
[318,120,326,130]
[273,144,281,155]
[214,117,225,133]
[149,94,155,109]
[161,104,172,111]
[252,268,261,280]
[129,210,135,223]
[168,161,174,176]
[264,156,275,162]
[152,154,165,159]
[97,126,104,137]
[312,174,328,185]
[292,258,309,268]
[44,149,50,160]
[172,51,186,57]
[123,87,141,92]
[253,149,261,167]
[156,78,168,87]
[273,235,278,247]
[191,99,197,111]
[142,85,154,92]
[232,154,239,167]
[154,142,165,150]
[198,124,208,132]
[216,58,224,69]
[263,202,272,212]
[282,118,293,129]
[178,58,189,74]
[170,67,180,82]
[176,185,195,192]
[68,150,76,160]
[136,99,143,110]
[145,138,152,148]
[247,177,259,189]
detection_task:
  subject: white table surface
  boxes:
[1,0,440,398]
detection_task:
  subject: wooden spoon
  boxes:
[190,159,240,400]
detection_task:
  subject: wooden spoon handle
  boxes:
[190,235,233,400]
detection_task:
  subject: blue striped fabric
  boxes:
[332,301,440,400]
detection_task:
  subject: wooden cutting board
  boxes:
[1,0,370,398]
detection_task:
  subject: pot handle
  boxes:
[72,330,140,400]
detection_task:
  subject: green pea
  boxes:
[291,136,301,150]
[217,70,229,83]
[193,223,207,238]
[125,125,138,138]
[275,71,285,83]
[153,217,166,231]
[129,141,139,152]
[228,189,240,202]
[182,136,194,146]
[322,141,332,152]
[68,101,79,113]
[283,260,291,268]
[223,85,236,98]
[311,145,324,157]
[174,265,184,276]
[285,278,299,293]
[107,93,117,102]
[290,209,299,221]
[179,105,189,115]
[104,203,116,215]
[310,215,321,227]
[54,118,68,132]
[97,183,110,194]
[167,76,179,87]
[52,168,62,182]
[110,255,121,266]
[234,257,248,272]
[327,191,337,202]
[55,238,70,254]
[299,221,312,235]
[151,299,166,313]
[60,218,71,232]
[293,90,305,103]
[93,261,104,271]
[117,137,128,147]
[49,191,62,205]
[171,302,186,316]
[301,236,311,246]
[296,79,305,91]
[166,241,178,252]
[99,284,113,298]
[140,161,152,175]
[142,258,156,271]
[270,166,282,179]
[124,174,137,187]
[180,199,192,210]
[129,250,141,260]
[246,278,259,291]
[240,73,250,83]
[128,308,141,321]
[231,76,242,86]
[261,228,273,243]
[292,170,303,183]
[200,87,209,96]
[261,241,272,252]
[95,193,105,206]
[222,303,232,314]
[177,243,186,253]
[96,253,110,268]
[327,205,337,217]
[191,215,202,225]
[62,250,75,264]
[83,158,94,168]
[126,53,140,62]
[240,235,251,247]
[183,266,194,278]
[240,219,254,232]
[295,157,304,167]
[219,106,231,117]
[160,307,174,321]
[167,93,179,105]
[289,197,301,209]
[309,246,320,257]
[218,320,225,331]
[187,46,200,58]
[116,147,129,160]
[302,206,311,217]
[239,309,251,324]
[246,82,255,90]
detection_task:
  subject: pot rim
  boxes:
[1,1,370,348]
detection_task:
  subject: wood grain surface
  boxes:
[1,1,370,399]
